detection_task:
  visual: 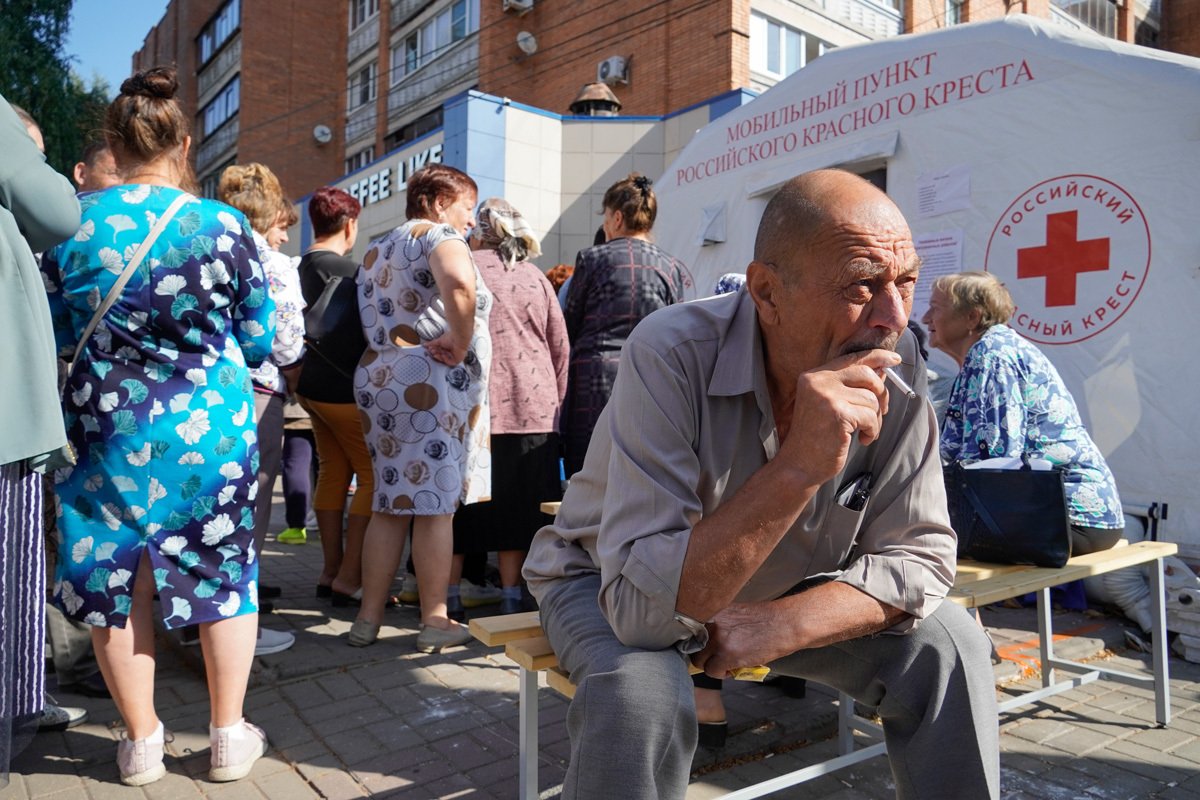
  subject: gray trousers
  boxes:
[45,603,97,685]
[252,392,285,558]
[539,573,1000,800]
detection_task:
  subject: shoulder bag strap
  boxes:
[69,191,192,371]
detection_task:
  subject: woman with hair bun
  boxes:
[41,67,275,786]
[561,172,691,474]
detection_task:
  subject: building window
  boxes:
[345,146,376,173]
[349,62,377,110]
[198,0,240,66]
[201,76,240,138]
[350,0,379,30]
[200,159,236,199]
[390,0,479,84]
[946,0,965,24]
[390,34,420,85]
[384,108,443,151]
[749,13,832,80]
[1053,0,1118,38]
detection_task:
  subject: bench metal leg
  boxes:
[1037,586,1054,687]
[1149,557,1171,726]
[837,691,855,755]
[519,666,539,800]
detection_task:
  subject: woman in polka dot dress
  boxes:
[350,164,491,652]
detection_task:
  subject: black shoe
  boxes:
[57,673,111,699]
[315,584,333,599]
[697,721,728,748]
[259,584,283,600]
[330,590,361,607]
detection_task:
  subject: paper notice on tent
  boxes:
[916,165,972,217]
[913,229,963,318]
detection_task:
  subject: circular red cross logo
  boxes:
[984,174,1150,345]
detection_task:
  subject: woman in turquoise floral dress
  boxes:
[40,68,275,786]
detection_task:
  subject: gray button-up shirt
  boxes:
[524,289,955,652]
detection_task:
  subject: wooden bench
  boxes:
[474,518,1177,800]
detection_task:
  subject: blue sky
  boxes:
[65,0,170,96]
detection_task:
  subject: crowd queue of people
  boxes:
[1,62,1127,798]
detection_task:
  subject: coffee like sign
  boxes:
[348,143,444,207]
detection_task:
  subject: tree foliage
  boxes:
[0,0,111,177]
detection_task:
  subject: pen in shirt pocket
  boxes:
[837,471,873,511]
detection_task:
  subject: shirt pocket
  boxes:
[809,502,869,575]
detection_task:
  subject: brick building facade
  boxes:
[132,0,347,202]
[478,0,749,117]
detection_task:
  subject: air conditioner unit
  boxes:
[597,55,628,86]
[502,0,534,15]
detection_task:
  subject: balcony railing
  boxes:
[390,0,425,28]
[196,117,238,173]
[348,16,380,62]
[821,0,902,38]
[197,36,241,102]
[387,38,478,120]
[345,102,377,145]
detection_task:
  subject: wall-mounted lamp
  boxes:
[517,31,538,55]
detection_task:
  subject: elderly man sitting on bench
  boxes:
[523,169,1000,800]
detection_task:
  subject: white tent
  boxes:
[655,16,1200,553]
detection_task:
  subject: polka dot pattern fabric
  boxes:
[355,220,492,515]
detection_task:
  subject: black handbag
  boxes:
[943,453,1072,568]
[302,274,364,381]
[304,274,358,343]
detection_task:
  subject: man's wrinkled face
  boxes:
[771,202,919,369]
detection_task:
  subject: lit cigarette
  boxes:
[884,367,917,399]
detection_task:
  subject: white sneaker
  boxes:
[255,628,295,656]
[38,694,88,732]
[209,718,268,782]
[117,720,167,786]
[460,578,502,607]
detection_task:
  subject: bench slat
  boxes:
[470,612,544,646]
[506,636,559,672]
[950,541,1176,608]
[547,667,576,698]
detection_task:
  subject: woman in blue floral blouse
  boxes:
[41,68,275,786]
[922,271,1124,555]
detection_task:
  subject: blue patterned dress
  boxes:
[41,185,275,629]
[940,324,1124,531]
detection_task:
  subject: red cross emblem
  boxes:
[1016,211,1110,307]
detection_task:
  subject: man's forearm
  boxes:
[776,581,907,651]
[694,581,909,677]
[676,458,820,622]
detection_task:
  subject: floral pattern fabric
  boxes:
[355,219,492,515]
[248,230,305,395]
[41,185,276,629]
[940,324,1124,529]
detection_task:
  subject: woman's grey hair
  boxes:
[930,271,1015,328]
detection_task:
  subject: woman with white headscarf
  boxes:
[451,198,568,615]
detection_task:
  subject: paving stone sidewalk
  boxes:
[5,492,1199,799]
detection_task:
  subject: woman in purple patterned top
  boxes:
[561,173,691,474]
